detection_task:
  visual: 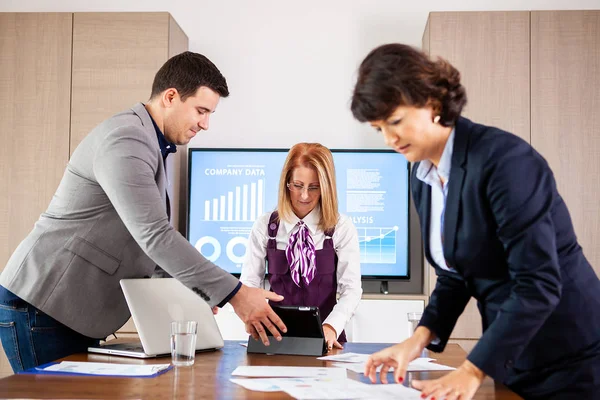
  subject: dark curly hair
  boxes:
[351,44,466,127]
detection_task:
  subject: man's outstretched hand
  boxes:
[229,284,287,345]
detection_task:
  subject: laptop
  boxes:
[88,278,224,358]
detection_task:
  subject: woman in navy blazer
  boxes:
[350,43,600,399]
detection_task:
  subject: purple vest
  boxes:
[266,211,346,342]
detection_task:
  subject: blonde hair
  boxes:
[277,143,339,232]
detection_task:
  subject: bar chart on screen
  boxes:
[203,179,266,222]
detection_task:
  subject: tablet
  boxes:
[246,305,327,356]
[270,305,325,338]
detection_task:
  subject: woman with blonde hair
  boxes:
[241,143,362,350]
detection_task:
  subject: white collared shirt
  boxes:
[240,206,363,337]
[416,129,457,273]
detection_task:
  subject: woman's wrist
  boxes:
[459,359,486,383]
[411,326,435,349]
[323,323,337,337]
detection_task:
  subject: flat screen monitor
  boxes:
[187,148,410,280]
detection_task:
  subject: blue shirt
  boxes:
[147,112,177,161]
[416,129,457,273]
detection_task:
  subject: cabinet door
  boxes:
[346,300,424,343]
[70,13,171,154]
[0,12,72,379]
[531,10,600,278]
[0,13,72,271]
[426,11,530,141]
[71,13,188,335]
[423,11,530,340]
[71,13,188,234]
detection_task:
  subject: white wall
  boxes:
[2,0,598,150]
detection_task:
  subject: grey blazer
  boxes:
[0,103,239,338]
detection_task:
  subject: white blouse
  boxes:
[240,206,363,337]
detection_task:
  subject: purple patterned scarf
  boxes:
[285,221,317,286]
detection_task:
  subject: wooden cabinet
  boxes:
[0,12,73,379]
[531,10,600,279]
[422,11,531,341]
[421,10,600,343]
[424,12,531,141]
[0,12,188,376]
[71,12,188,232]
[0,13,72,280]
[0,13,187,276]
[68,12,188,334]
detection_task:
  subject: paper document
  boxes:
[365,384,424,399]
[408,358,455,371]
[38,361,171,377]
[230,378,286,392]
[231,366,347,379]
[332,358,454,373]
[318,353,449,370]
[276,378,377,399]
[231,377,422,399]
[317,352,370,363]
[277,378,422,399]
[230,377,363,393]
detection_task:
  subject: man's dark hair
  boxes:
[150,51,229,100]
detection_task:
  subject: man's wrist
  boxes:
[224,282,245,307]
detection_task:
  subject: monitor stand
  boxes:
[379,280,389,295]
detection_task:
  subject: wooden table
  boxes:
[0,341,521,399]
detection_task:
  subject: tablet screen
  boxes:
[269,305,324,339]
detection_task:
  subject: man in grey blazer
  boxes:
[0,52,286,373]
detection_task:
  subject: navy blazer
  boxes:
[414,117,600,383]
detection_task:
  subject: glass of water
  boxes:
[171,320,198,367]
[407,312,423,337]
[407,312,427,357]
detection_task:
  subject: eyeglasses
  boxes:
[287,182,320,194]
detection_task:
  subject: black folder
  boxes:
[246,305,327,356]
